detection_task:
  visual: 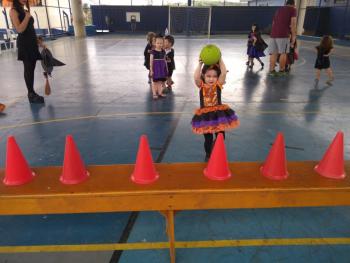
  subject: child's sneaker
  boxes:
[326,78,334,86]
[277,71,287,77]
[268,70,277,76]
[314,79,319,88]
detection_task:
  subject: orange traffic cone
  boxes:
[131,135,159,184]
[315,131,345,179]
[60,135,89,185]
[3,136,35,186]
[204,133,231,180]
[261,132,288,180]
[0,103,5,113]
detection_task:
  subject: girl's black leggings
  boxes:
[203,132,225,155]
[23,60,37,94]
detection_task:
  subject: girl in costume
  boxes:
[150,34,168,99]
[191,58,239,161]
[144,32,156,84]
[247,24,267,69]
[164,35,175,91]
[285,37,298,72]
[315,35,334,86]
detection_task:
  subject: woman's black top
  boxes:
[15,8,41,61]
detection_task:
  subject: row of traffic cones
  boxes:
[3,135,89,186]
[1,131,346,186]
[131,131,346,183]
[261,131,345,180]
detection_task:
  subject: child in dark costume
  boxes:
[144,32,156,84]
[314,35,334,86]
[37,36,65,95]
[246,24,267,69]
[164,35,175,91]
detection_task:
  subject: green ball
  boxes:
[200,44,221,65]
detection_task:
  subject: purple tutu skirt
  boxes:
[153,60,168,82]
[191,104,239,134]
[247,46,265,58]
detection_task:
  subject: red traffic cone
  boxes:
[261,132,288,180]
[204,133,231,181]
[60,135,89,185]
[131,135,159,184]
[315,131,345,179]
[3,136,35,186]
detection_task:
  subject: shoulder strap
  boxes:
[216,81,223,90]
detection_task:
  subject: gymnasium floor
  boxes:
[0,35,350,263]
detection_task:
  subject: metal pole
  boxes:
[2,8,9,29]
[168,5,171,34]
[68,0,72,25]
[208,6,211,41]
[57,0,64,32]
[342,0,350,39]
[44,0,52,37]
[34,11,40,29]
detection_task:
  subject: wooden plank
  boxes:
[0,161,349,215]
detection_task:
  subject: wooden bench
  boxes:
[1,161,350,263]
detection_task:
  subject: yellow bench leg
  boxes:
[166,210,176,263]
[159,210,176,263]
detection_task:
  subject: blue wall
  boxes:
[91,6,279,35]
[211,6,278,34]
[91,5,168,33]
[304,6,350,38]
[90,5,350,38]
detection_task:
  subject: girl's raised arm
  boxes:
[218,58,227,85]
[194,60,203,88]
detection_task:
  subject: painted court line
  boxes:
[1,238,350,253]
[0,110,332,131]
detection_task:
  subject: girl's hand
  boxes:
[25,11,31,20]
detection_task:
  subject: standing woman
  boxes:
[10,0,44,103]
